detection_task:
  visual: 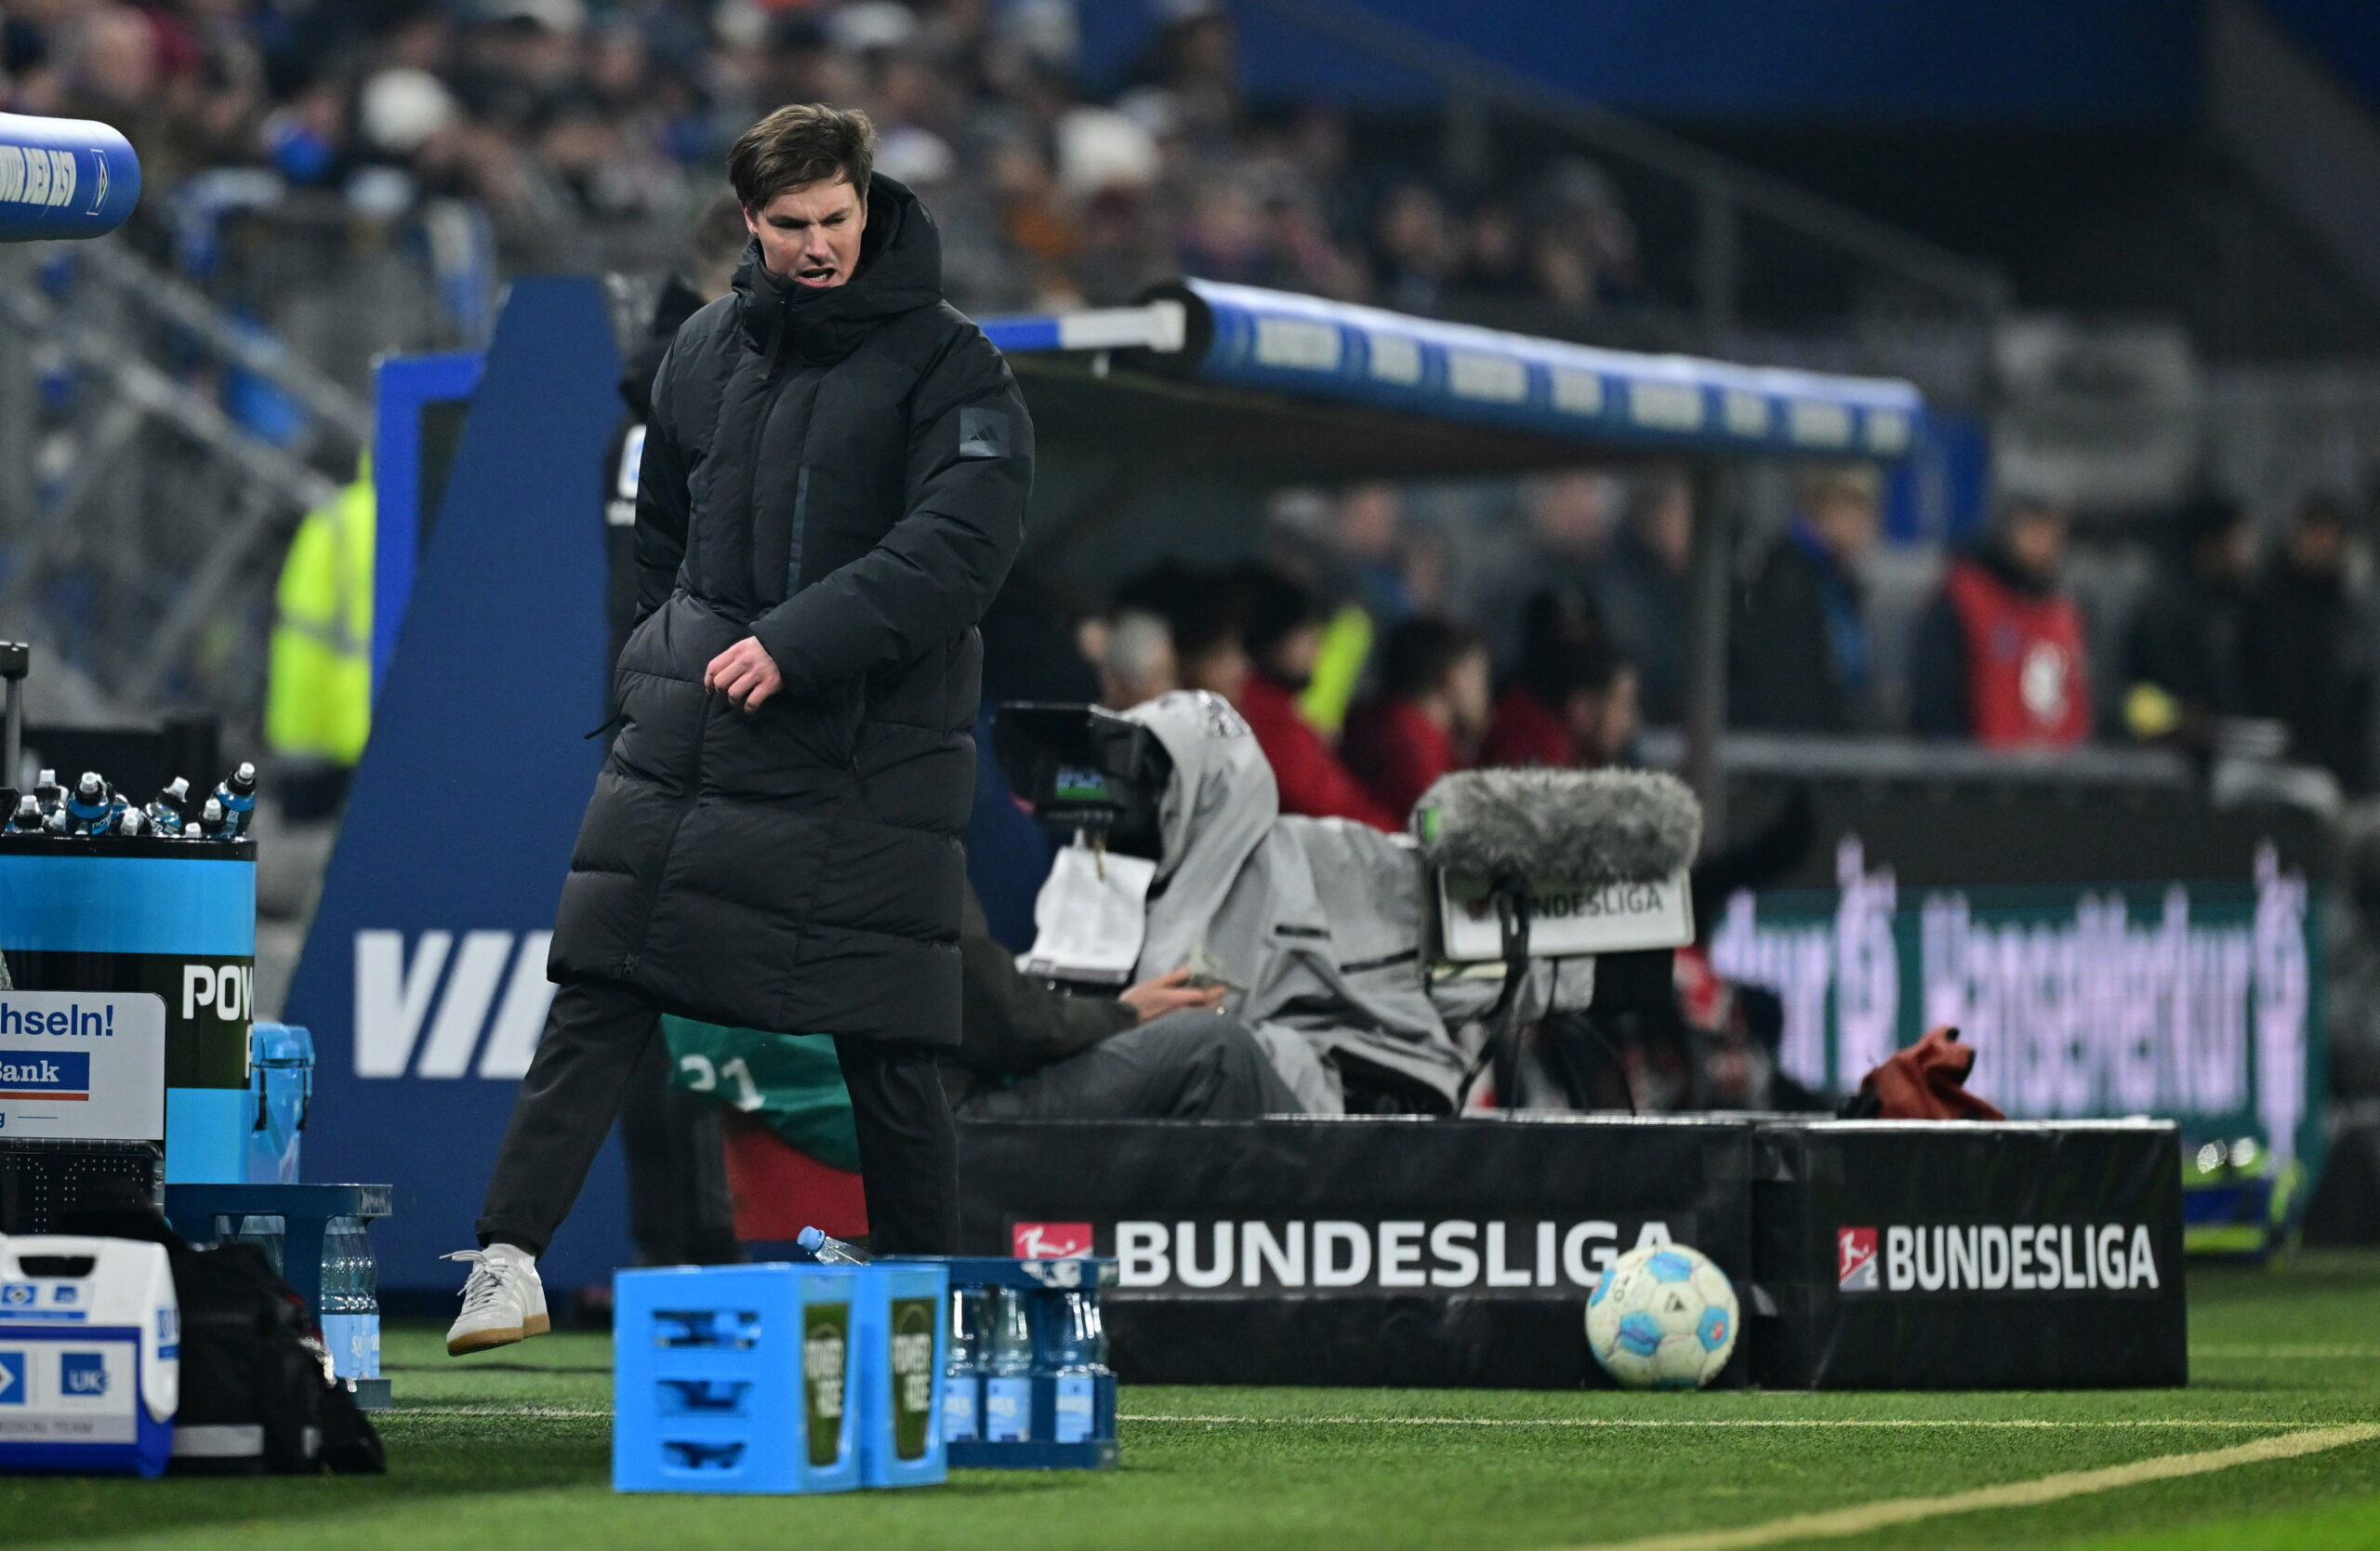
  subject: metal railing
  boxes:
[0,237,369,729]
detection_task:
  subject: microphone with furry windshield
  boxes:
[1411,768,1706,1107]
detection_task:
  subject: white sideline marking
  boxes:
[2194,1344,2380,1359]
[1576,1425,2380,1551]
[387,1406,611,1419]
[1120,1413,2291,1430]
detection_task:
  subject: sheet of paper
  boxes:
[1018,843,1155,986]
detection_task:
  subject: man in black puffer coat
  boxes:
[451,105,1029,1353]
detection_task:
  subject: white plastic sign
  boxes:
[0,992,166,1141]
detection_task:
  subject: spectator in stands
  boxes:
[2124,493,2256,748]
[1232,564,1398,829]
[1097,607,1179,710]
[1482,638,1638,772]
[1907,496,2092,749]
[1593,471,1692,724]
[1326,481,1423,627]
[1477,587,1599,765]
[1372,181,1460,314]
[1115,561,1250,705]
[1342,617,1493,821]
[946,888,1300,1120]
[1472,471,1618,669]
[1731,462,1882,734]
[2241,492,2374,792]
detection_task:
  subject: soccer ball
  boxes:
[1584,1242,1739,1390]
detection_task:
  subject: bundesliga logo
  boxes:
[1013,1223,1094,1259]
[1837,1223,2161,1293]
[1837,1227,1880,1290]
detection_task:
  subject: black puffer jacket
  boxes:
[549,174,1032,1044]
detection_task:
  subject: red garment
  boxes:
[1238,674,1399,830]
[1942,558,2091,748]
[1342,697,1461,825]
[1853,1027,2006,1121]
[1480,684,1573,768]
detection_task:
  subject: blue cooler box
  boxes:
[0,1235,178,1478]
[614,1264,864,1495]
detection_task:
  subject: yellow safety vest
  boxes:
[266,463,374,766]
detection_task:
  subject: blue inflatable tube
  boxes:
[1142,278,1924,461]
[0,112,140,242]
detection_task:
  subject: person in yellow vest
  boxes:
[266,455,374,810]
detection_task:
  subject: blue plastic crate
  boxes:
[854,1261,947,1489]
[614,1264,864,1495]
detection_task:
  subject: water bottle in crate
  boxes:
[942,1286,986,1444]
[933,1256,1118,1471]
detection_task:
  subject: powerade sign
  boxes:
[0,993,166,1141]
[1104,1218,1680,1292]
[1710,838,2320,1164]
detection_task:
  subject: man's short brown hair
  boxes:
[727,103,877,211]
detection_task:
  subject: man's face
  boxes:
[1448,647,1493,745]
[745,176,866,288]
[2290,517,2347,577]
[1263,624,1323,693]
[2007,507,2068,581]
[1812,491,1881,563]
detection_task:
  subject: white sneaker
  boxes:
[443,1247,549,1356]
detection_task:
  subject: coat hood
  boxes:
[1122,689,1468,1112]
[734,172,944,366]
[1128,690,1278,975]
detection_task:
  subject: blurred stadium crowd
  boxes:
[991,465,2375,853]
[2,0,2373,806]
[0,0,1637,316]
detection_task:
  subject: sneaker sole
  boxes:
[446,1325,525,1356]
[525,1313,551,1336]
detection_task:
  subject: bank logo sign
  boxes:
[1711,839,2317,1164]
[352,931,558,1080]
[0,1052,89,1100]
[0,994,166,1141]
[1836,1224,2161,1294]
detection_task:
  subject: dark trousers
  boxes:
[618,1037,740,1266]
[478,979,959,1257]
[955,1012,1300,1120]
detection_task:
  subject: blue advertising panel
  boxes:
[286,277,626,1292]
[370,351,484,690]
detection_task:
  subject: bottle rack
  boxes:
[906,1255,1118,1471]
[162,1182,392,1409]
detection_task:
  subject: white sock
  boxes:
[483,1241,536,1267]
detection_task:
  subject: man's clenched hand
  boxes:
[705,636,785,712]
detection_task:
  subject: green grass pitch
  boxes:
[1,1253,2374,1550]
